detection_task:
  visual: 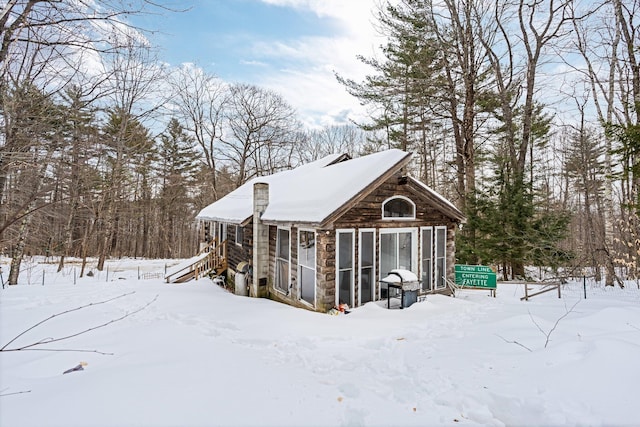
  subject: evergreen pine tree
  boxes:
[157,118,200,257]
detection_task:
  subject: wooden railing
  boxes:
[519,281,561,301]
[193,238,228,280]
[445,277,461,297]
[165,238,228,283]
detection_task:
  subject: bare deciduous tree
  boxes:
[221,83,299,186]
[167,64,227,201]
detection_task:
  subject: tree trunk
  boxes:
[8,216,30,285]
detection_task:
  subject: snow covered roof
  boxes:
[196,149,462,225]
[196,152,358,224]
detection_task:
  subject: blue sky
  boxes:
[142,0,382,127]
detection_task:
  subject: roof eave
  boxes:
[196,215,252,225]
[408,177,466,222]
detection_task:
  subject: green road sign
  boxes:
[455,265,497,289]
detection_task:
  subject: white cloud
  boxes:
[249,0,385,127]
[239,59,269,67]
[260,0,378,26]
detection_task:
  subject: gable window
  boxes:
[382,196,415,220]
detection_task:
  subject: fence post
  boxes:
[583,276,587,299]
[137,266,140,280]
[74,267,76,285]
[42,270,45,286]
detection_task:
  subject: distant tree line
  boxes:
[0,0,369,284]
[1,0,638,287]
[338,0,639,285]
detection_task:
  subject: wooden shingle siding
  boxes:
[226,224,252,274]
[332,176,451,229]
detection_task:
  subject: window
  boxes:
[421,227,433,292]
[275,228,290,294]
[435,226,447,289]
[336,229,355,307]
[379,228,418,298]
[218,222,227,242]
[382,196,415,219]
[380,229,417,274]
[298,230,316,306]
[359,229,375,305]
[235,225,243,245]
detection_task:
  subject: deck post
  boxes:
[252,182,269,298]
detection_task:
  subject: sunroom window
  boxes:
[382,196,415,219]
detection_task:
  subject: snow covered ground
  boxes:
[1,258,639,427]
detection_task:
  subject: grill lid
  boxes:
[380,269,419,283]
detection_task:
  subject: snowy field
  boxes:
[1,258,639,427]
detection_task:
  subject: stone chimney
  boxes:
[252,182,269,298]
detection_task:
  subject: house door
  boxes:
[380,229,417,274]
[379,229,418,297]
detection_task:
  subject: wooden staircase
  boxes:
[165,238,228,283]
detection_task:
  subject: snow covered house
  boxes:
[181,149,465,312]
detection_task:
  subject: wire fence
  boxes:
[561,278,640,302]
[0,257,171,288]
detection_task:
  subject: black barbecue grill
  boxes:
[380,269,421,309]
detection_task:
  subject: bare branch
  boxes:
[527,310,548,337]
[3,347,114,355]
[0,291,139,351]
[543,299,581,348]
[495,334,533,352]
[0,388,32,397]
[528,299,581,348]
[627,323,640,332]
